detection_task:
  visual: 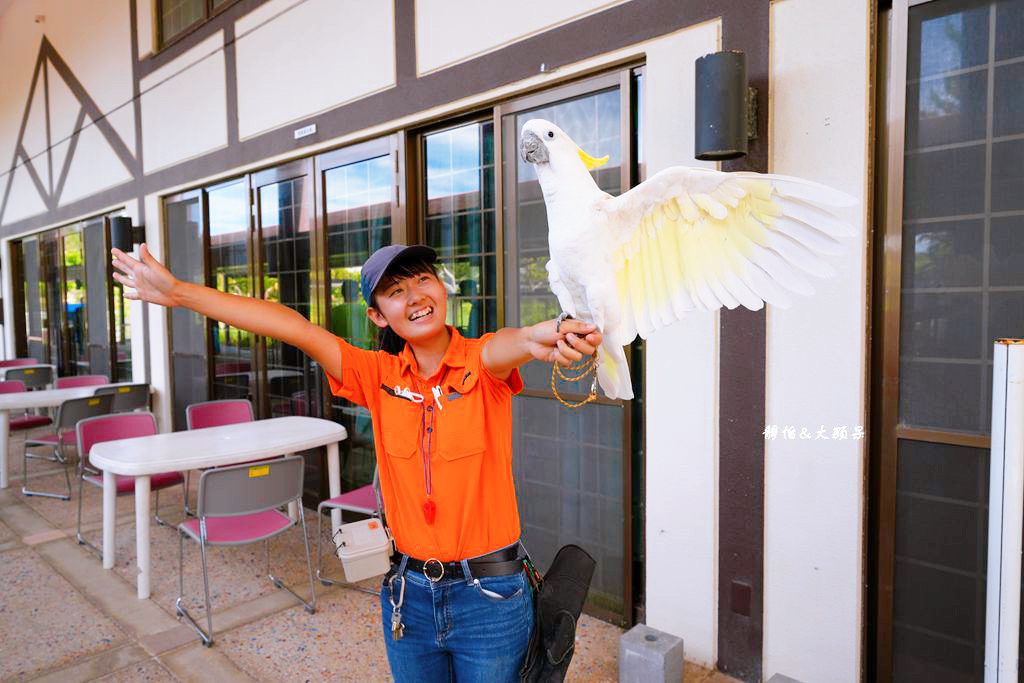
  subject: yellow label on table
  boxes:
[118,387,131,393]
[88,398,101,406]
[24,369,34,374]
[248,465,270,478]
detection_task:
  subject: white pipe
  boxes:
[985,340,1024,682]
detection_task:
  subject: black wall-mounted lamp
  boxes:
[109,216,144,252]
[695,50,758,161]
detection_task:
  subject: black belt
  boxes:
[393,543,524,582]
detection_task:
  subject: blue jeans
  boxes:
[380,561,534,682]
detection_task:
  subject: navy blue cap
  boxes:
[360,244,437,305]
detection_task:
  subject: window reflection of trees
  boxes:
[424,121,496,339]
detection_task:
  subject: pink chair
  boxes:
[74,412,186,558]
[185,399,254,429]
[0,358,39,368]
[184,399,255,514]
[315,466,381,594]
[56,374,109,389]
[176,455,315,646]
[0,379,53,430]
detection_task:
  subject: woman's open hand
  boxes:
[526,317,603,366]
[111,243,180,308]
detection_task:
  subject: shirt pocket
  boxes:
[378,390,421,460]
[436,390,487,461]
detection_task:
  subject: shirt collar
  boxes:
[397,326,468,379]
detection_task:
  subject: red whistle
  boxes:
[423,499,436,525]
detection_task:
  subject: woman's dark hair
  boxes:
[370,254,439,355]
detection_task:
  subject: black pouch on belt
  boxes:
[519,544,597,683]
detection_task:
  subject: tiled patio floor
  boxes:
[0,437,737,682]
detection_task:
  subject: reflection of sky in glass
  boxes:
[426,124,481,201]
[259,185,279,229]
[919,78,960,118]
[208,181,248,237]
[516,88,620,181]
[915,5,988,79]
[325,155,391,212]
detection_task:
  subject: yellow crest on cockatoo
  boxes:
[577,148,609,170]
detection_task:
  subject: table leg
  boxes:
[327,442,341,536]
[0,410,8,489]
[102,471,116,569]
[135,475,151,599]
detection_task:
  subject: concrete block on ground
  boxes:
[618,623,684,683]
[767,675,806,683]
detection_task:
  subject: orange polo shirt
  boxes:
[324,327,524,562]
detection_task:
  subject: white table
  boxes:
[0,382,136,489]
[88,416,348,599]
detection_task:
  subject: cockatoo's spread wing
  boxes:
[604,166,857,346]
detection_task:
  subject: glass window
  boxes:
[165,192,207,429]
[258,175,314,418]
[891,1,1024,679]
[208,180,254,403]
[158,0,236,47]
[324,149,394,492]
[502,83,630,621]
[61,230,87,374]
[21,238,44,362]
[899,0,1024,436]
[159,0,204,44]
[423,121,498,338]
[83,218,111,380]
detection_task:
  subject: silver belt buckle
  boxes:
[423,558,445,583]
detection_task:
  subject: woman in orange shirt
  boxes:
[112,243,601,682]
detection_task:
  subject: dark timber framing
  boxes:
[1,2,773,678]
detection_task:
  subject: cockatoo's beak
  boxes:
[520,130,549,164]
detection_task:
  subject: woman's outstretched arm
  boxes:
[481,318,602,380]
[112,244,341,378]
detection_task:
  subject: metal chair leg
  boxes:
[76,475,102,558]
[184,471,195,517]
[154,489,167,526]
[22,439,71,500]
[266,519,316,613]
[300,511,317,613]
[175,530,214,647]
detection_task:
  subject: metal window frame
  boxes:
[410,112,502,334]
[495,64,643,626]
[162,186,210,430]
[872,1,998,679]
[156,0,239,51]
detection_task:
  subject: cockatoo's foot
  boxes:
[555,312,573,335]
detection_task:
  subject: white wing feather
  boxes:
[605,166,856,346]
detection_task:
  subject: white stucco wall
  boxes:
[140,31,227,173]
[642,19,722,669]
[415,0,629,75]
[60,122,134,204]
[0,0,135,223]
[234,0,396,140]
[762,1,870,681]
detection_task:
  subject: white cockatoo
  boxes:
[519,118,857,400]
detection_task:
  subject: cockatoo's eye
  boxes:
[547,131,554,138]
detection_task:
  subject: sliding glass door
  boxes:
[252,160,319,420]
[498,71,640,625]
[12,210,131,380]
[874,1,1024,680]
[319,138,398,493]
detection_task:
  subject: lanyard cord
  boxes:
[418,368,449,498]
